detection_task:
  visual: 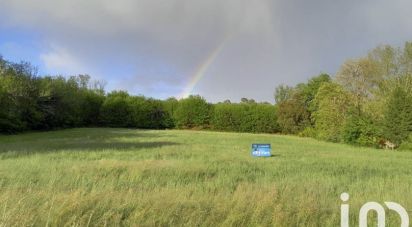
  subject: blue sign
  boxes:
[251,144,271,157]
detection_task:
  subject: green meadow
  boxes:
[0,128,411,226]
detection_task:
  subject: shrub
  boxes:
[342,113,382,147]
[298,127,317,138]
[100,91,134,127]
[399,134,412,151]
[212,103,241,131]
[212,102,279,133]
[251,104,280,133]
[276,92,310,134]
[174,95,212,129]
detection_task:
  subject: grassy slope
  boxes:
[0,128,411,226]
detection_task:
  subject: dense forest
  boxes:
[1,42,412,150]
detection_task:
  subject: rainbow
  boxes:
[178,37,229,99]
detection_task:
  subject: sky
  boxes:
[0,0,411,103]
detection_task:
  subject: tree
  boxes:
[401,42,412,74]
[274,85,294,104]
[0,56,178,133]
[252,103,280,133]
[383,86,412,145]
[274,74,330,134]
[99,91,133,127]
[367,44,399,79]
[129,96,171,129]
[313,83,354,142]
[163,97,179,128]
[0,86,23,133]
[341,112,382,147]
[146,99,172,129]
[299,73,331,113]
[276,92,310,134]
[0,59,42,131]
[163,97,179,117]
[212,103,242,132]
[212,102,279,133]
[174,95,211,129]
[240,98,256,104]
[80,90,105,126]
[336,58,380,113]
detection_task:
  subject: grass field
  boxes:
[0,128,412,226]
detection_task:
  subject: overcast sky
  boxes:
[0,0,411,102]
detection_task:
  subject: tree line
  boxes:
[0,57,279,135]
[1,41,412,150]
[274,42,412,150]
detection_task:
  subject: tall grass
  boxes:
[0,128,411,226]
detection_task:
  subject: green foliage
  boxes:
[299,73,331,113]
[240,97,256,104]
[383,86,412,145]
[0,58,108,132]
[174,95,212,129]
[336,58,380,111]
[342,112,382,147]
[274,85,294,104]
[367,44,399,79]
[36,76,105,128]
[100,91,134,127]
[298,127,317,138]
[0,57,176,133]
[252,104,280,133]
[99,92,172,129]
[162,97,179,128]
[80,90,106,126]
[275,74,330,134]
[129,96,172,129]
[3,39,412,152]
[399,134,412,151]
[276,92,310,134]
[0,60,42,132]
[0,86,23,133]
[313,83,354,142]
[212,102,279,133]
[212,103,242,131]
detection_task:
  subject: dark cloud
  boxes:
[0,0,411,102]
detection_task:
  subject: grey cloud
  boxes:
[0,0,411,102]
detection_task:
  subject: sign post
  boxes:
[251,144,271,157]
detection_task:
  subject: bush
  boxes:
[212,102,279,133]
[342,113,382,147]
[276,95,310,134]
[129,97,172,129]
[100,91,134,127]
[212,103,242,131]
[298,127,317,138]
[174,95,212,129]
[399,135,412,151]
[100,92,174,129]
[250,104,280,133]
